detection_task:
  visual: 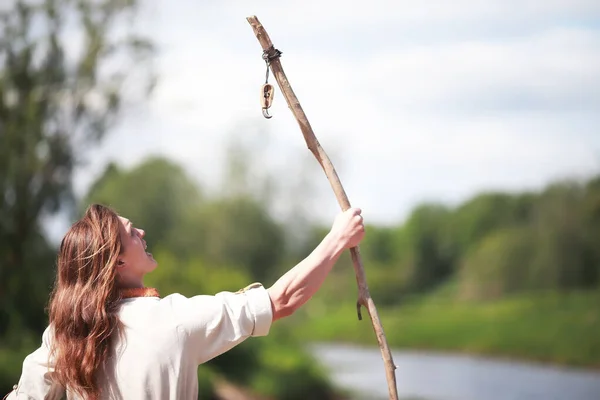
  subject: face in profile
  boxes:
[116,216,158,281]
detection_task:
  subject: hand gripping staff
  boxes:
[246,16,399,400]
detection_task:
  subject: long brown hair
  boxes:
[48,204,123,399]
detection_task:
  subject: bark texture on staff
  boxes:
[246,15,399,400]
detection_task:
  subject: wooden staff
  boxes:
[246,16,399,400]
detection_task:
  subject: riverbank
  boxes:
[308,342,600,400]
[288,288,600,369]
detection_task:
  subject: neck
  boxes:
[117,274,145,289]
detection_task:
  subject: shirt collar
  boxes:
[120,287,160,299]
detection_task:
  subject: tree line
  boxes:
[2,0,598,397]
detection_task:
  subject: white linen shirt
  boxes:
[7,283,273,400]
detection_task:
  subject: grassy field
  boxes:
[287,288,600,369]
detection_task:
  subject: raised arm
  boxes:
[267,207,365,321]
[170,208,365,364]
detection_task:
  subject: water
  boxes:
[309,343,600,400]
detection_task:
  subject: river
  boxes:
[309,343,600,400]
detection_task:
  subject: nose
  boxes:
[137,228,145,238]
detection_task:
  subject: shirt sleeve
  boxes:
[165,282,273,364]
[7,326,65,400]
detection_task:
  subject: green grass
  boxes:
[287,289,600,369]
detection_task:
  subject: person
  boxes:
[5,203,365,399]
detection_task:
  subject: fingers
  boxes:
[347,207,362,216]
[333,207,366,249]
[338,207,365,227]
[357,215,365,232]
[350,208,364,231]
[355,213,364,226]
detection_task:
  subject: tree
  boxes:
[530,181,594,289]
[84,157,201,251]
[459,226,537,300]
[458,178,600,300]
[398,203,455,293]
[0,0,154,343]
[84,155,286,283]
[192,196,286,282]
[359,225,397,265]
[451,192,533,254]
[583,176,600,286]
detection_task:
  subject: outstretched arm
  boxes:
[267,207,365,321]
[172,207,365,365]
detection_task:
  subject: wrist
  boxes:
[323,231,347,257]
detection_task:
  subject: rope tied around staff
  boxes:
[260,46,282,119]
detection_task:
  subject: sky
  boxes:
[64,0,600,234]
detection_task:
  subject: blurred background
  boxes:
[1,0,600,399]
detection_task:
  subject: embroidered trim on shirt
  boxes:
[235,282,263,294]
[120,287,160,299]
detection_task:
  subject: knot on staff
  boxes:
[246,15,399,400]
[262,45,282,62]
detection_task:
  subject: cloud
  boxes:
[367,27,600,113]
[71,0,600,227]
[223,0,600,28]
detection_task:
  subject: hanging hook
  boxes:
[261,83,274,119]
[260,57,275,119]
[257,46,282,119]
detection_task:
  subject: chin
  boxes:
[147,260,159,271]
[145,253,158,270]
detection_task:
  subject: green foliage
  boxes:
[458,179,600,300]
[0,0,155,393]
[196,365,217,400]
[144,249,250,301]
[459,226,537,299]
[583,177,600,282]
[285,176,598,369]
[84,157,201,251]
[0,0,154,347]
[530,181,595,289]
[85,155,287,283]
[287,173,600,308]
[362,262,406,306]
[296,288,600,368]
[248,338,334,400]
[192,197,286,283]
[451,192,534,254]
[399,204,456,293]
[359,225,397,265]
